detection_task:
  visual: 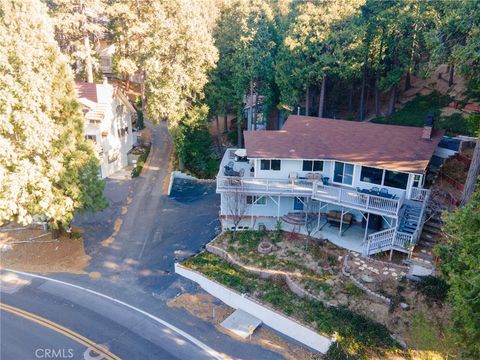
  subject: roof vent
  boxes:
[422,113,434,140]
[289,149,295,153]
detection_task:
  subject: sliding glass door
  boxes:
[333,162,354,185]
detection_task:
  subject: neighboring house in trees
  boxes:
[217,115,443,258]
[76,80,136,178]
[97,40,115,76]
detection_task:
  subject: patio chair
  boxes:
[380,188,389,196]
[289,172,299,182]
[371,187,380,193]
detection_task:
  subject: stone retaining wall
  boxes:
[206,243,332,305]
[342,255,391,305]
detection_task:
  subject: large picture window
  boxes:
[360,166,383,185]
[360,166,410,189]
[260,159,281,171]
[333,162,354,185]
[303,160,323,172]
[384,170,409,189]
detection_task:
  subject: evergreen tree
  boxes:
[0,0,106,227]
[438,188,480,357]
[46,0,106,82]
[140,0,218,123]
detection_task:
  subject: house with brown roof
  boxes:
[76,80,136,178]
[217,115,443,257]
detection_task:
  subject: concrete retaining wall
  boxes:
[175,263,333,354]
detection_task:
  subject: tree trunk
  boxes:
[223,113,228,133]
[305,87,310,116]
[215,115,222,152]
[247,80,253,130]
[348,80,354,116]
[125,74,130,91]
[253,90,259,130]
[237,115,242,148]
[460,138,480,206]
[141,70,146,110]
[387,87,396,115]
[448,64,455,87]
[84,35,93,83]
[318,77,326,118]
[374,79,381,117]
[405,72,411,91]
[359,64,367,121]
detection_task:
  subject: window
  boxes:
[117,127,128,137]
[246,196,266,205]
[384,170,409,189]
[260,159,281,171]
[333,162,354,185]
[302,160,323,172]
[85,135,97,143]
[360,166,383,185]
[413,174,421,188]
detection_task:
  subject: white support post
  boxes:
[277,196,280,219]
[363,212,370,242]
[339,207,344,236]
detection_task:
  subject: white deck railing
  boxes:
[216,176,314,196]
[363,188,431,256]
[313,183,404,216]
[410,187,429,202]
[217,176,406,217]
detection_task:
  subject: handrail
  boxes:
[218,176,404,216]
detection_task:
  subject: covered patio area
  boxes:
[222,216,380,254]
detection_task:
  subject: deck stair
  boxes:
[281,212,317,226]
[398,204,422,235]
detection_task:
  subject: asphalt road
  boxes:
[2,121,287,359]
[1,270,217,360]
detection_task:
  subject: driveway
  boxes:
[65,121,284,359]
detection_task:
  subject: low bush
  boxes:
[183,252,399,358]
[172,105,219,179]
[131,145,151,177]
[414,275,449,305]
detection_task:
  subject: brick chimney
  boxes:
[422,114,434,140]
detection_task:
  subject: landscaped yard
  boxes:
[371,92,477,136]
[182,230,464,359]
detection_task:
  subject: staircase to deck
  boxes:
[363,194,430,257]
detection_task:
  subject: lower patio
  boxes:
[222,216,380,254]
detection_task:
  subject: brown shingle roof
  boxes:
[244,116,444,174]
[75,82,98,103]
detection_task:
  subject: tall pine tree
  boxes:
[0,0,106,228]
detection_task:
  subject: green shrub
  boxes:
[172,104,218,179]
[227,130,238,145]
[131,145,150,177]
[414,275,449,305]
[136,109,145,130]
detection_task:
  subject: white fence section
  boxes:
[175,263,333,354]
[313,183,404,216]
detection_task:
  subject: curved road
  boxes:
[1,270,218,360]
[2,122,288,359]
